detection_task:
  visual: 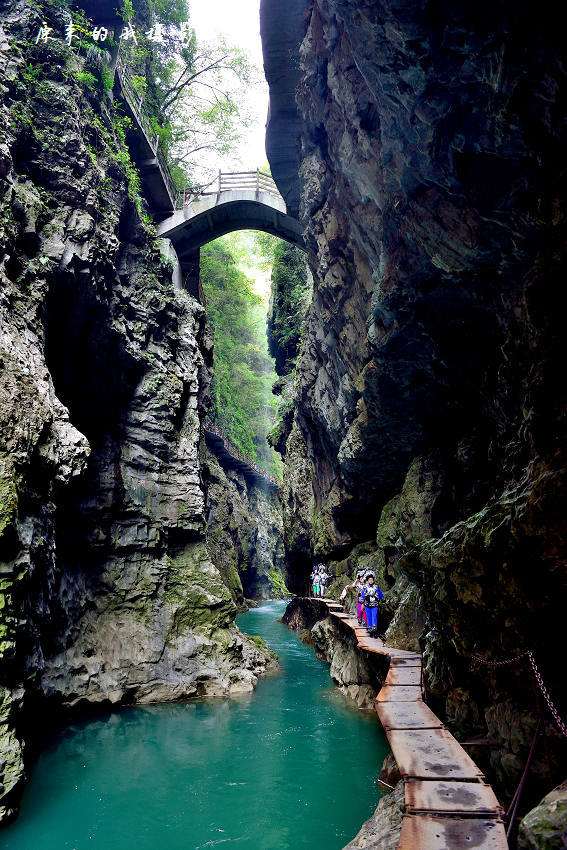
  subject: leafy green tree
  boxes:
[254,235,311,375]
[201,236,282,477]
[127,1,256,191]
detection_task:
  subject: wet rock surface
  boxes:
[0,1,274,820]
[203,448,287,603]
[283,597,387,710]
[263,0,567,825]
[311,616,377,709]
[342,780,404,850]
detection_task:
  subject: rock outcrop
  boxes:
[519,781,567,850]
[343,780,404,850]
[0,0,274,821]
[262,0,567,823]
[260,0,309,219]
[203,447,287,603]
[283,597,387,709]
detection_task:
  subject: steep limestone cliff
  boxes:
[0,0,273,821]
[262,0,567,819]
[203,447,287,603]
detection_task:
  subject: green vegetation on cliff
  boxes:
[200,236,281,477]
[251,235,311,455]
[267,242,311,375]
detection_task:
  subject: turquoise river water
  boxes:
[1,601,388,850]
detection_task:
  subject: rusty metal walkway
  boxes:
[311,598,509,850]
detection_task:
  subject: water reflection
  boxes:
[1,601,387,850]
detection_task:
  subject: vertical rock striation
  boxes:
[262,0,567,816]
[203,447,287,603]
[0,0,272,821]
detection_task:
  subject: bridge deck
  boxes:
[157,189,304,257]
[307,598,509,850]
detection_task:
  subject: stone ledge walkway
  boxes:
[309,598,509,850]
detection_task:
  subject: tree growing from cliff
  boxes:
[134,1,256,191]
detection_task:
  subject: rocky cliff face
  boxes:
[262,0,566,816]
[283,597,385,709]
[203,447,287,602]
[0,0,273,821]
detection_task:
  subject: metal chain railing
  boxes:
[528,651,567,737]
[470,649,530,668]
[470,648,567,737]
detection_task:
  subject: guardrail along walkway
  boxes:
[187,170,284,203]
[308,597,509,850]
[204,424,279,490]
[115,58,177,218]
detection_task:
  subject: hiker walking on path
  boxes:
[311,567,320,598]
[319,566,329,598]
[340,570,367,624]
[362,572,384,636]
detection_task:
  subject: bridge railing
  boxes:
[115,57,179,209]
[183,170,283,207]
[204,422,279,488]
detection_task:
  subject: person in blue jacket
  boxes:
[362,571,384,635]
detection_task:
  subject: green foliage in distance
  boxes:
[138,0,188,25]
[268,242,311,374]
[255,234,311,376]
[200,236,282,478]
[114,0,256,194]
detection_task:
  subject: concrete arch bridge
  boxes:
[157,171,304,284]
[155,171,304,297]
[113,57,303,291]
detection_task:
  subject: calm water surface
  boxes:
[1,601,387,850]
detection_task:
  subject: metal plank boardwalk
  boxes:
[311,598,509,850]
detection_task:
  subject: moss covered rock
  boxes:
[519,782,567,850]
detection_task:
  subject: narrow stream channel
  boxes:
[1,602,388,850]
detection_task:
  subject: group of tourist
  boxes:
[340,569,385,637]
[310,565,385,637]
[310,564,331,598]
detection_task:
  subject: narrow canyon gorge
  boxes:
[0,0,566,847]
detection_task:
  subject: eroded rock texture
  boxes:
[0,1,273,821]
[519,780,567,850]
[263,0,567,817]
[203,448,287,602]
[283,597,387,709]
[343,780,404,850]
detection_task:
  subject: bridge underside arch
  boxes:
[157,196,305,262]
